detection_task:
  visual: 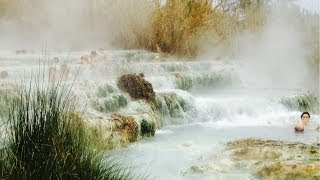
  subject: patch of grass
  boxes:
[0,79,139,179]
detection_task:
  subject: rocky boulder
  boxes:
[111,113,139,143]
[183,138,320,179]
[228,139,320,179]
[117,74,155,102]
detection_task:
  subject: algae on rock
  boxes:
[173,71,233,91]
[140,119,156,137]
[110,113,139,143]
[152,92,196,125]
[184,138,320,179]
[279,92,319,113]
[91,83,128,113]
[227,139,320,179]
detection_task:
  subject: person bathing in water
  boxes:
[294,112,320,132]
[49,65,75,81]
[76,50,98,64]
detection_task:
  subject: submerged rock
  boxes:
[110,114,139,143]
[117,74,155,102]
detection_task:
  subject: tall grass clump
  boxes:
[0,79,138,179]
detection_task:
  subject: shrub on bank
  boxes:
[0,80,138,179]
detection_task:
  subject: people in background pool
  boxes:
[49,67,58,81]
[49,65,74,81]
[60,64,75,80]
[98,48,113,63]
[76,50,98,64]
[294,112,319,132]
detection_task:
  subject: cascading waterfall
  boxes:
[0,50,319,180]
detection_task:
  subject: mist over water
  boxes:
[244,8,312,89]
[0,0,155,50]
[198,2,319,96]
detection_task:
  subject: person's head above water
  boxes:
[301,112,310,124]
[294,112,311,132]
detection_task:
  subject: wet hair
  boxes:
[301,112,310,118]
[0,71,8,79]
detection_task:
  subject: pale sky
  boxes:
[295,0,319,13]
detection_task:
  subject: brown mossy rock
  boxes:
[226,138,319,161]
[183,138,320,178]
[256,162,320,179]
[226,138,320,179]
[117,74,155,102]
[111,113,139,143]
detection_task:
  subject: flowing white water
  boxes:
[0,50,319,179]
[117,89,320,179]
